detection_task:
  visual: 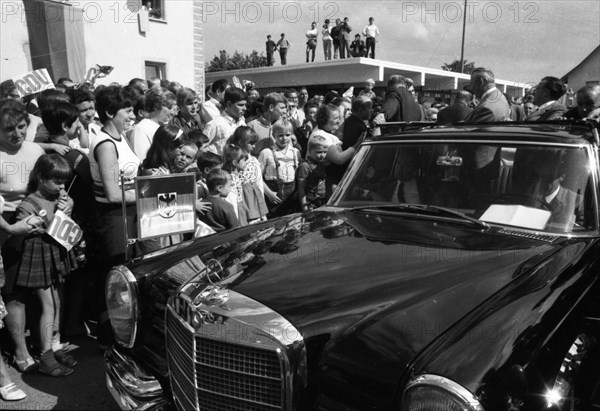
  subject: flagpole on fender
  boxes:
[460,0,467,73]
[121,170,130,263]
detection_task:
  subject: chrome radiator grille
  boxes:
[166,306,197,410]
[196,336,283,410]
[166,300,287,411]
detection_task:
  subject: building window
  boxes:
[586,80,599,86]
[143,0,164,20]
[145,61,166,80]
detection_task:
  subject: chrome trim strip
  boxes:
[588,144,600,232]
[548,334,591,407]
[194,360,282,380]
[196,387,281,409]
[404,374,483,410]
[365,139,590,148]
[165,305,199,410]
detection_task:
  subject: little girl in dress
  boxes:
[222,145,249,226]
[227,127,268,224]
[14,154,79,377]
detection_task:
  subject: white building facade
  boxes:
[562,45,600,93]
[1,0,204,91]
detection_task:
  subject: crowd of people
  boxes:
[0,66,598,400]
[266,16,381,65]
[367,70,600,126]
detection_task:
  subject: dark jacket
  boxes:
[198,196,239,232]
[266,40,276,53]
[380,88,423,123]
[437,102,473,124]
[525,101,568,121]
[330,25,342,44]
[563,106,582,120]
[170,111,203,135]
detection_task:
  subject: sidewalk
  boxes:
[1,334,118,410]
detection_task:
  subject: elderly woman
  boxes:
[308,104,363,196]
[87,86,140,347]
[0,99,45,375]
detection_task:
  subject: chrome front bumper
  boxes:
[105,346,169,411]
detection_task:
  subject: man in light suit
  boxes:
[525,76,567,121]
[464,68,510,123]
[463,68,510,193]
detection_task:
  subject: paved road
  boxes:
[2,335,119,410]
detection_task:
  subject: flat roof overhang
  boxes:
[205,57,527,96]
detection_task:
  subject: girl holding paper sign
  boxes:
[13,154,78,377]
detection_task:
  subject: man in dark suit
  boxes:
[437,90,473,124]
[265,35,276,66]
[464,68,510,123]
[349,34,366,57]
[339,17,352,59]
[525,76,567,121]
[563,85,600,120]
[533,150,581,232]
[373,75,422,126]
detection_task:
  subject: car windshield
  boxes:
[332,142,597,234]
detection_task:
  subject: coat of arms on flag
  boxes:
[157,192,177,218]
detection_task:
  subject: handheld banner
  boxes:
[136,173,197,240]
[231,76,243,89]
[343,86,354,98]
[13,69,55,98]
[47,210,83,251]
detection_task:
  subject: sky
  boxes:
[201,0,600,84]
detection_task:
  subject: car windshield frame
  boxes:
[329,136,600,237]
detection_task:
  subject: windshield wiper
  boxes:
[351,203,424,212]
[423,205,490,230]
[351,204,490,230]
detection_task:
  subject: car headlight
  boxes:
[403,374,483,411]
[106,266,139,348]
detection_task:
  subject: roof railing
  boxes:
[371,119,600,143]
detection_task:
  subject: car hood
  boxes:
[224,208,556,349]
[134,208,559,379]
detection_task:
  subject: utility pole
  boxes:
[460,0,467,73]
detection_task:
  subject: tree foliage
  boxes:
[206,50,268,72]
[441,59,476,74]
